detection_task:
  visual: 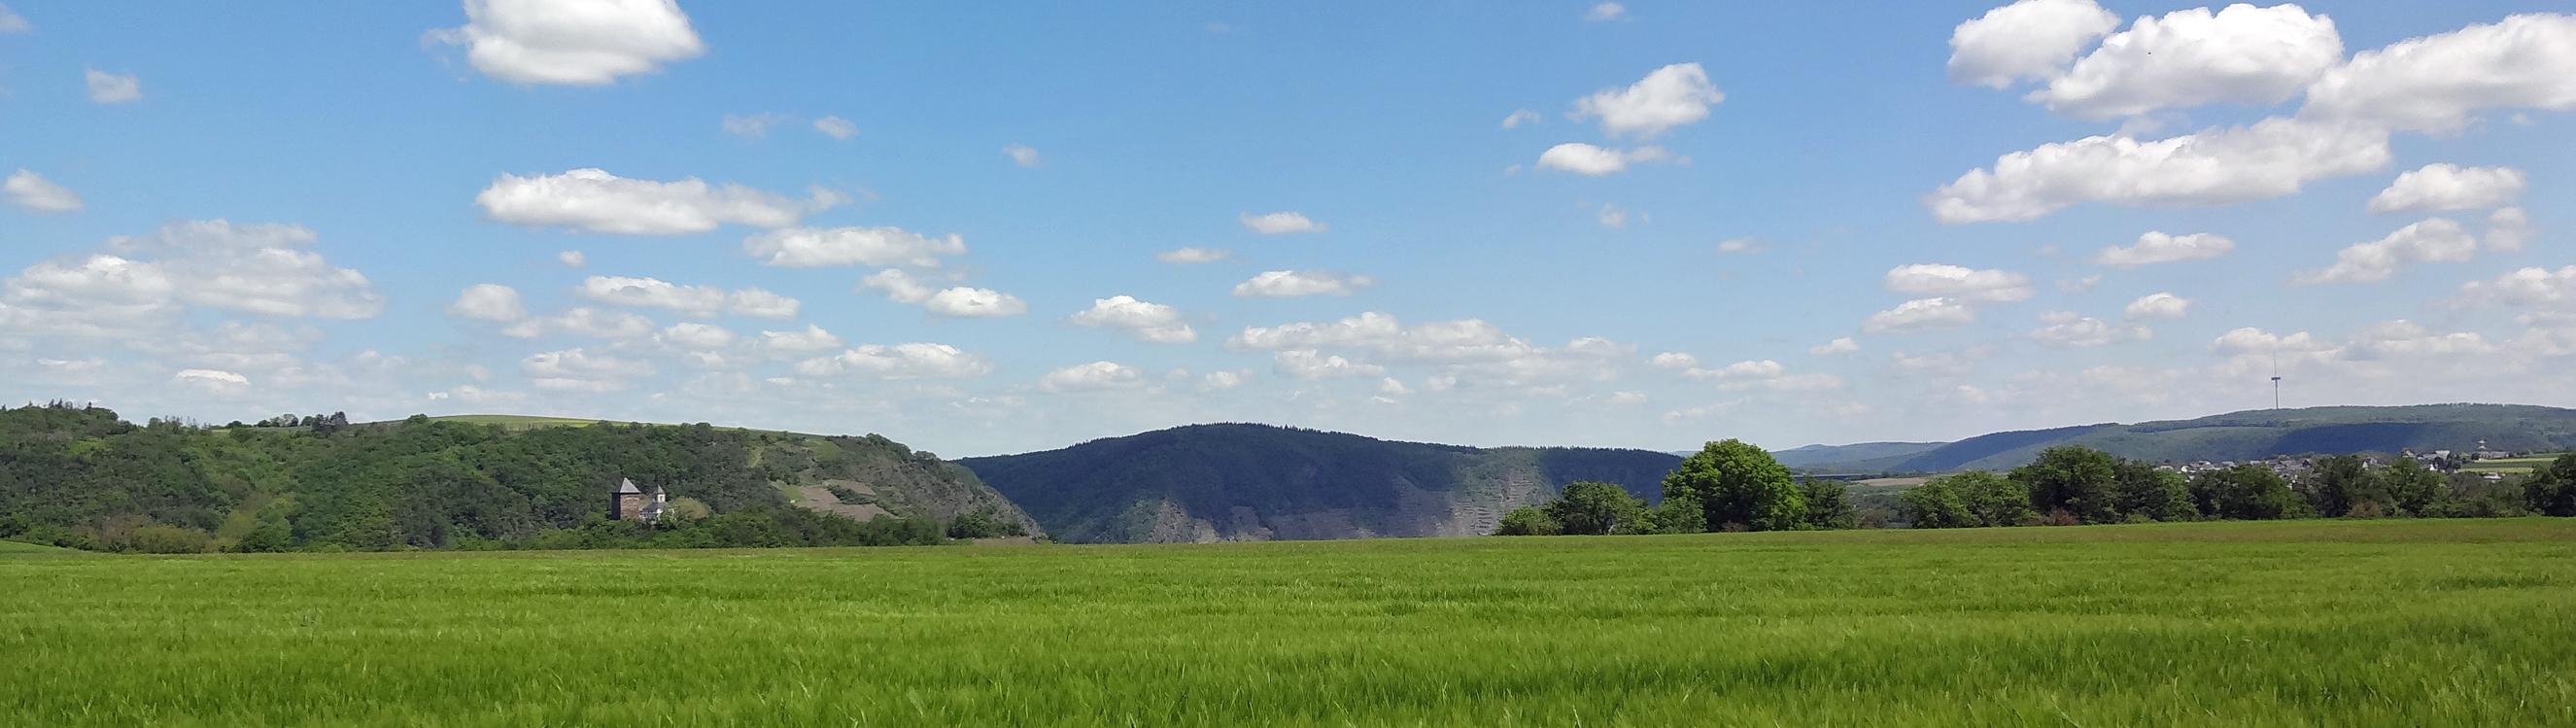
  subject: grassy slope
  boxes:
[415,414,610,431]
[2,519,2571,726]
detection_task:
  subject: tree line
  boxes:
[1497,439,1856,535]
[1500,438,2576,536]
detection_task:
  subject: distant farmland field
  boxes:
[2466,454,2567,474]
[416,414,611,431]
[5,520,2573,726]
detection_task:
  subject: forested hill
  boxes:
[959,424,1683,543]
[1795,404,2576,473]
[0,404,1034,552]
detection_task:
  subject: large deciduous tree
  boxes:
[2012,446,2120,524]
[2382,458,2446,517]
[1799,479,1857,530]
[1898,478,1974,529]
[2525,454,2576,517]
[2190,466,2309,521]
[1544,481,1649,535]
[1663,439,1804,532]
[2306,455,2389,517]
[1947,470,2036,527]
[2112,461,2196,522]
[1494,505,1562,536]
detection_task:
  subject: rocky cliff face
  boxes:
[769,433,1041,537]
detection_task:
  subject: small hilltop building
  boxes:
[611,478,668,524]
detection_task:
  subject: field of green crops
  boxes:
[2465,454,2566,474]
[6,519,2574,726]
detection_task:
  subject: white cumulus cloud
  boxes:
[448,284,527,322]
[1864,297,1977,333]
[500,307,656,339]
[429,0,705,86]
[2301,13,2576,133]
[174,368,251,396]
[1155,247,1232,264]
[1926,118,2388,224]
[720,112,790,137]
[859,269,1025,318]
[795,343,992,379]
[2342,320,2490,361]
[1883,263,2034,302]
[812,115,858,140]
[742,226,965,267]
[477,168,836,235]
[1534,143,1670,176]
[1273,349,1386,379]
[1947,0,2119,88]
[576,275,799,319]
[1240,211,1326,234]
[1002,144,1042,167]
[2092,231,2235,267]
[1040,361,1144,392]
[2028,311,2149,348]
[1573,62,1723,138]
[2123,292,2191,320]
[751,325,841,357]
[2294,218,2480,284]
[6,170,83,212]
[3,221,384,329]
[660,322,736,349]
[86,68,141,104]
[2367,163,2525,214]
[1070,295,1195,343]
[1232,270,1375,297]
[2031,3,2343,120]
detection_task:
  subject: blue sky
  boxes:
[3,1,2573,456]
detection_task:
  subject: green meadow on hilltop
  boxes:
[4,518,2573,726]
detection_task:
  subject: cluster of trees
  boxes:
[1500,439,2576,537]
[943,508,1030,539]
[1498,439,1856,535]
[0,403,1002,553]
[2520,455,2576,516]
[241,412,352,431]
[1904,447,2554,528]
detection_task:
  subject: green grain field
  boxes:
[6,519,2574,726]
[2465,454,2567,475]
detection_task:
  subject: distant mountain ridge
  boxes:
[1769,441,1946,471]
[960,424,1681,543]
[1778,404,2576,473]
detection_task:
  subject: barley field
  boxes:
[5,519,2573,726]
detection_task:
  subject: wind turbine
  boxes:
[2270,351,2284,410]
